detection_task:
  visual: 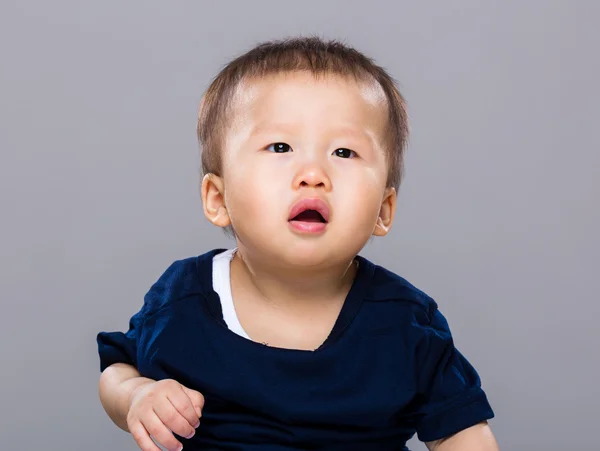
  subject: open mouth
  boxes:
[290,209,327,223]
[287,198,330,233]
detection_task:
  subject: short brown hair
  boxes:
[197,36,409,190]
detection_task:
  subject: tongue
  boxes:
[292,210,324,222]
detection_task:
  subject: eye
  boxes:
[266,142,292,153]
[333,148,356,159]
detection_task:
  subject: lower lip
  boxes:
[288,220,327,234]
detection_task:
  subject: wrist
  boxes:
[121,377,154,414]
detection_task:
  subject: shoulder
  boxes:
[360,260,460,361]
[365,264,438,324]
[141,248,225,316]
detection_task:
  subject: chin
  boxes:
[278,241,356,269]
[238,226,365,268]
[284,250,329,268]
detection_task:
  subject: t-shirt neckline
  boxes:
[197,248,375,353]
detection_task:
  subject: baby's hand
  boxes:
[126,379,204,451]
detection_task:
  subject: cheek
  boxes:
[336,169,386,220]
[223,162,286,224]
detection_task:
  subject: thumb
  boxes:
[182,386,204,418]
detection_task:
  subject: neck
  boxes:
[230,245,358,310]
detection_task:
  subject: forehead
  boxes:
[228,71,389,135]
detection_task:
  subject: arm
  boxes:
[426,421,499,451]
[98,362,155,432]
[410,307,496,448]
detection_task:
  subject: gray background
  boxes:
[1,1,598,450]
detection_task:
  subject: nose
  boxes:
[291,163,332,192]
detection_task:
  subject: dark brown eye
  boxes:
[268,143,292,153]
[333,148,355,158]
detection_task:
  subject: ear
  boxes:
[373,187,396,237]
[201,173,231,228]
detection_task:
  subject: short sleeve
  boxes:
[95,257,201,373]
[96,305,146,372]
[411,307,494,442]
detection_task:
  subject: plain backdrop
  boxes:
[1,1,598,450]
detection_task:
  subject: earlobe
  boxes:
[201,173,231,228]
[373,187,396,237]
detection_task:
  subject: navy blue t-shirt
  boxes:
[97,249,494,450]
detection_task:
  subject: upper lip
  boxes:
[288,197,330,222]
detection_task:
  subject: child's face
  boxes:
[205,71,396,267]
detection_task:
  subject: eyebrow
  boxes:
[248,123,297,138]
[249,123,375,143]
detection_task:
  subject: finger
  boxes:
[129,420,162,451]
[166,392,201,432]
[181,385,204,427]
[153,391,195,438]
[153,393,196,439]
[143,409,183,451]
[181,386,205,419]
